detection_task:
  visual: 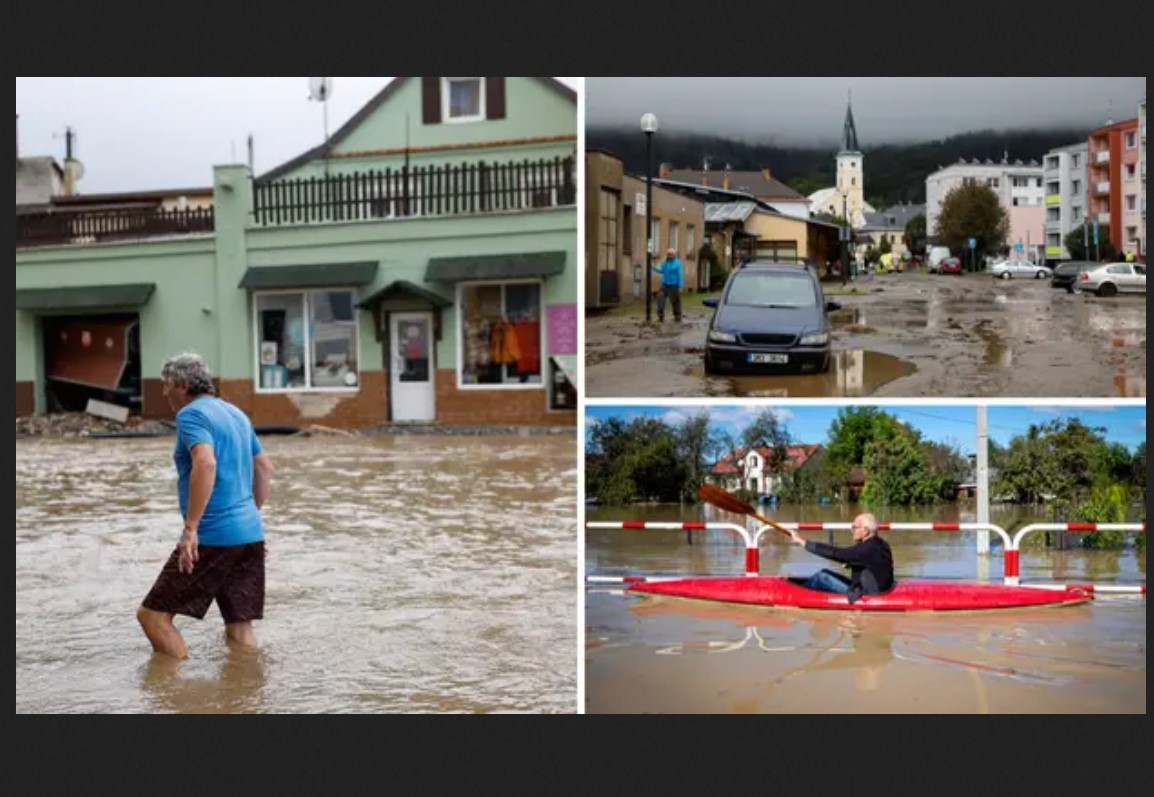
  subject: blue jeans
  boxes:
[804,569,851,595]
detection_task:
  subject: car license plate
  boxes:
[749,354,789,365]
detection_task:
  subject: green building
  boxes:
[16,77,578,427]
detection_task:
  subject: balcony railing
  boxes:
[17,207,215,249]
[1095,151,1111,165]
[252,156,577,227]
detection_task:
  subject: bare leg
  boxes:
[225,622,258,650]
[137,607,189,661]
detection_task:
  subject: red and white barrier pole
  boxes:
[1006,524,1147,587]
[586,522,760,576]
[757,522,1012,551]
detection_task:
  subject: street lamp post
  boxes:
[641,113,660,324]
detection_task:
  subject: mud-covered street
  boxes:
[585,273,1146,399]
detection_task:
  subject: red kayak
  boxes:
[629,577,1091,612]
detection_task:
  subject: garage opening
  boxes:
[41,315,142,414]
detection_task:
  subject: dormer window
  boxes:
[444,77,485,123]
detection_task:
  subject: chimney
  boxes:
[723,176,730,191]
[762,167,772,181]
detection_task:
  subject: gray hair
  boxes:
[858,514,881,536]
[162,353,216,397]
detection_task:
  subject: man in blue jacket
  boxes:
[653,248,684,323]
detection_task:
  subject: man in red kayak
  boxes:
[788,514,895,603]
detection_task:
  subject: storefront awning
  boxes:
[425,252,566,282]
[357,280,452,310]
[239,262,379,290]
[16,283,155,312]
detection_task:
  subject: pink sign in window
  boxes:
[547,304,578,355]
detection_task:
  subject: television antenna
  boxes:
[309,77,334,173]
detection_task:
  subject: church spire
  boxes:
[840,92,861,155]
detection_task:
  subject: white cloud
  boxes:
[662,410,688,425]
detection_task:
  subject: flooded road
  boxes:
[16,435,578,714]
[586,504,1146,714]
[585,274,1146,399]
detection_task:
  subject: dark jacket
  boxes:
[806,536,895,600]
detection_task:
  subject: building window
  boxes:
[1072,155,1081,169]
[1127,195,1137,211]
[598,190,620,274]
[1125,164,1137,181]
[1073,208,1083,222]
[442,77,485,123]
[651,219,662,255]
[1072,180,1082,196]
[459,282,543,389]
[256,290,359,392]
[1127,227,1138,242]
[669,222,680,255]
[686,225,697,260]
[756,240,799,262]
[1126,132,1137,149]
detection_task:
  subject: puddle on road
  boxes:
[975,320,1013,367]
[684,350,917,398]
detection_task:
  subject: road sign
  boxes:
[969,238,977,250]
[635,194,647,216]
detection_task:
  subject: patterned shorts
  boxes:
[142,542,265,624]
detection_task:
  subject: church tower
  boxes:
[836,96,865,227]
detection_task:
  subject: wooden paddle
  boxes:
[699,484,795,539]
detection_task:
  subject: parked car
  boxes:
[928,247,952,273]
[703,263,840,375]
[990,260,1053,281]
[939,257,963,275]
[1079,262,1147,297]
[1051,261,1099,293]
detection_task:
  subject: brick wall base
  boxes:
[220,371,388,429]
[16,382,35,417]
[140,369,575,429]
[435,370,576,427]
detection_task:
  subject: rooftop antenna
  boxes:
[309,77,334,175]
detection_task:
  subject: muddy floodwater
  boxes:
[16,436,578,714]
[585,274,1146,399]
[587,504,1146,714]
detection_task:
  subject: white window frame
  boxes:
[456,279,546,392]
[1125,132,1137,150]
[442,77,486,124]
[1125,164,1137,181]
[1126,195,1137,211]
[668,222,680,256]
[686,224,697,260]
[253,288,361,395]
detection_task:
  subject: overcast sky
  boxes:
[16,77,582,193]
[588,77,1145,145]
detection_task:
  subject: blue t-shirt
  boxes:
[174,397,264,548]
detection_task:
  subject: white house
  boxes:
[1043,143,1089,262]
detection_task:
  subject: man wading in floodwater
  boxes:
[788,514,895,604]
[137,354,275,660]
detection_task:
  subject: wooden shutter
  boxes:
[486,77,507,121]
[422,77,442,125]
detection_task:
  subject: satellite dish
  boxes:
[309,77,334,102]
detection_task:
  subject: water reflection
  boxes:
[141,646,268,715]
